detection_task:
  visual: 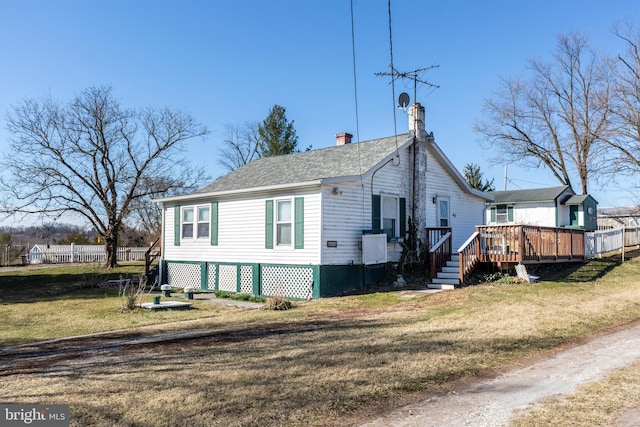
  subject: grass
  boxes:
[1,254,640,426]
[510,361,640,426]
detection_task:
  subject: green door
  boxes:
[570,205,579,226]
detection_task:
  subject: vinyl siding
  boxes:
[423,143,487,250]
[163,190,321,264]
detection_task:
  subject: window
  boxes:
[371,194,406,242]
[276,200,292,246]
[182,207,194,238]
[491,204,513,223]
[265,198,304,249]
[182,206,210,239]
[197,206,210,238]
[383,195,398,237]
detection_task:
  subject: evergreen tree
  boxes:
[257,105,299,157]
[463,163,495,192]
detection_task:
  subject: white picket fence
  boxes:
[28,244,148,264]
[584,227,640,259]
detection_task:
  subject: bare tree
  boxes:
[476,34,613,194]
[2,86,209,268]
[219,121,261,172]
[608,23,640,175]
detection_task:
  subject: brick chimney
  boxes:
[408,102,427,139]
[336,132,353,145]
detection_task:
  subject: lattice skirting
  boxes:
[166,262,201,289]
[261,265,314,299]
[163,261,318,299]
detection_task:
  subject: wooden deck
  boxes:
[458,225,586,284]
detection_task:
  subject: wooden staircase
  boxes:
[428,254,459,290]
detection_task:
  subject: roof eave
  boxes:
[154,180,323,204]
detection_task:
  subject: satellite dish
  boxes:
[398,92,410,109]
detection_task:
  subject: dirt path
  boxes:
[359,322,640,426]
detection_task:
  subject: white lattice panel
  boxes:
[207,263,217,290]
[219,264,237,292]
[167,262,201,289]
[240,265,253,294]
[261,266,314,299]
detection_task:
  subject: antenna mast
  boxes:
[375,65,440,105]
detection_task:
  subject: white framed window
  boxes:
[496,204,509,223]
[382,195,399,237]
[182,205,210,239]
[182,207,194,238]
[197,206,210,238]
[276,199,292,246]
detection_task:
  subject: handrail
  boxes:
[458,231,482,284]
[429,231,452,280]
[145,236,162,277]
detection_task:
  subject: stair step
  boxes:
[441,266,458,273]
[437,272,459,279]
[427,282,456,290]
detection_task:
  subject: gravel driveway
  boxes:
[360,322,640,427]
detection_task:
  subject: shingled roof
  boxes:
[488,186,572,204]
[196,133,413,194]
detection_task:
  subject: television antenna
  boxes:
[375,65,440,107]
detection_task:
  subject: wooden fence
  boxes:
[28,245,149,264]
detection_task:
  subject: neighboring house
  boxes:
[597,206,640,229]
[155,103,492,298]
[486,186,598,231]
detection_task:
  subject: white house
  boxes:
[486,186,598,230]
[155,103,492,298]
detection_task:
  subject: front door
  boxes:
[437,197,450,227]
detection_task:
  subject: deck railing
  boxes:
[429,231,452,280]
[458,225,586,284]
[145,237,162,277]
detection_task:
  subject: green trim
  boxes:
[210,201,218,246]
[372,194,381,231]
[507,206,514,222]
[174,205,181,246]
[265,200,274,249]
[490,207,496,222]
[399,197,406,238]
[294,197,304,249]
[200,261,207,290]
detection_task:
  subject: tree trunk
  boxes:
[104,231,119,269]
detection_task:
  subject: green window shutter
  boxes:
[210,201,218,246]
[372,194,381,231]
[399,197,407,238]
[507,206,514,222]
[294,197,304,249]
[265,200,274,249]
[174,205,181,246]
[490,207,496,223]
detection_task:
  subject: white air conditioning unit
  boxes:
[362,233,387,265]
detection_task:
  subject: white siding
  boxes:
[320,148,413,265]
[423,143,487,250]
[485,202,558,227]
[163,190,321,265]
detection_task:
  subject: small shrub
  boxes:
[118,275,148,312]
[263,296,292,311]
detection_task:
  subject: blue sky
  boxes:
[1,0,639,225]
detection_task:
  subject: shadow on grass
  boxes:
[0,315,579,426]
[530,249,640,283]
[0,266,146,304]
